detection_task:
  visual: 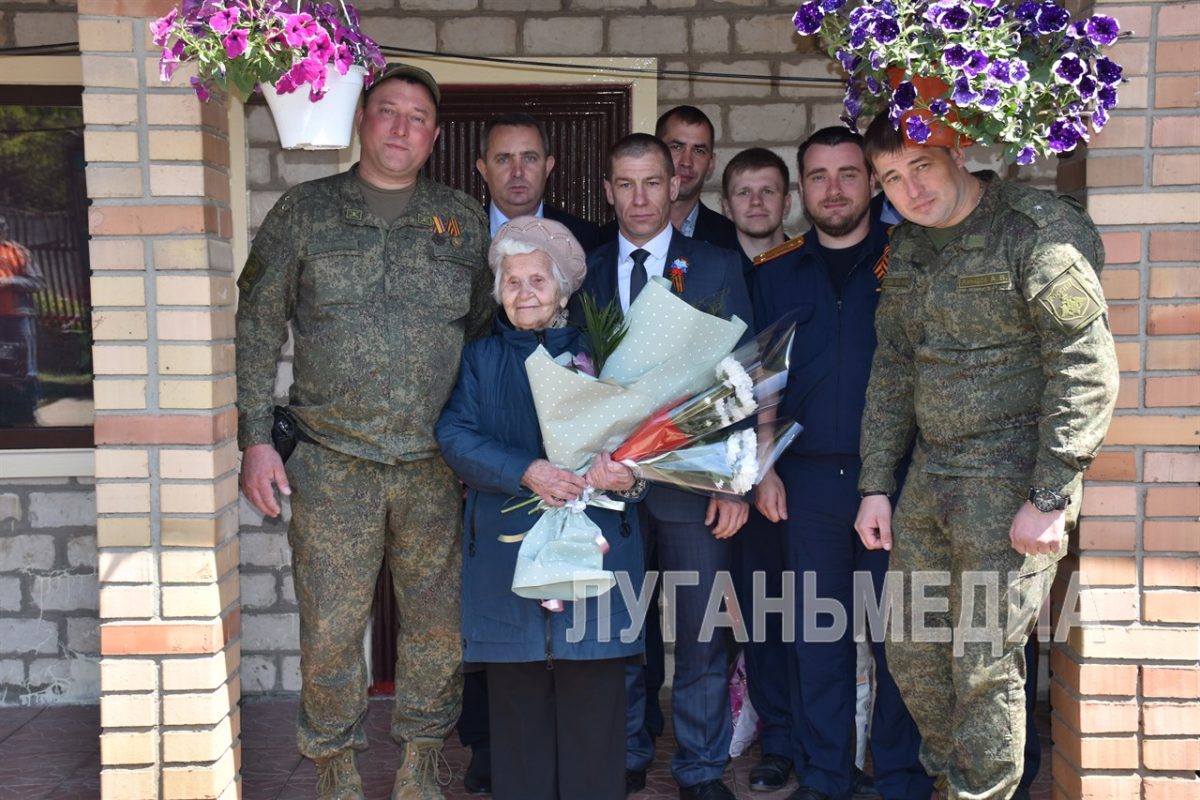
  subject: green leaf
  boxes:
[579,293,628,375]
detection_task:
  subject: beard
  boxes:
[804,198,870,238]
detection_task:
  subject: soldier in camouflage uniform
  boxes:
[236,64,493,800]
[853,114,1119,800]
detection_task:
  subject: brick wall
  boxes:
[1052,1,1200,798]
[0,479,99,704]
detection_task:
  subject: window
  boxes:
[0,85,92,448]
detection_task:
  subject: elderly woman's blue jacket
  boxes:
[435,316,645,665]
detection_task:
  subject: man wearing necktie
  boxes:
[572,133,754,800]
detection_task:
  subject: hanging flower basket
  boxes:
[152,0,385,150]
[263,64,366,149]
[884,68,973,149]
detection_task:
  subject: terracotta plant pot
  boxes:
[885,67,974,148]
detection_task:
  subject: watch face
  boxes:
[1030,488,1060,512]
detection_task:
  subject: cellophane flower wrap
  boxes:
[611,316,797,464]
[512,277,751,609]
[792,0,1126,163]
[152,0,385,102]
[620,423,803,497]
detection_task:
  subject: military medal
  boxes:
[431,214,448,245]
[447,216,463,248]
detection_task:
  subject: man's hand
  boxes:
[754,467,788,523]
[585,452,636,493]
[1009,501,1066,556]
[241,443,291,518]
[522,459,588,508]
[854,494,893,551]
[705,496,749,539]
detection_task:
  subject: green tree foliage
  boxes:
[0,106,83,212]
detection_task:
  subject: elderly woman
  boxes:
[435,216,645,800]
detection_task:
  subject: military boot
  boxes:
[391,736,452,800]
[315,750,365,800]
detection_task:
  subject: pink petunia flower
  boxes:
[150,9,177,46]
[222,28,249,59]
[209,6,239,34]
[190,76,210,102]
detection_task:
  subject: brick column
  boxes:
[1052,1,1200,798]
[80,3,241,799]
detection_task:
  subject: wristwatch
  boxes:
[1028,487,1070,513]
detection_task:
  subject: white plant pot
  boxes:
[261,64,366,150]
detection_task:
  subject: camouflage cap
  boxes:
[490,215,587,293]
[367,62,441,105]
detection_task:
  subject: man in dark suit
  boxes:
[574,133,753,800]
[477,112,601,251]
[657,105,743,256]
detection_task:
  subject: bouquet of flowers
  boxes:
[152,0,385,102]
[792,0,1126,163]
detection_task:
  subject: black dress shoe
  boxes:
[851,767,881,800]
[786,786,831,800]
[749,753,793,792]
[679,779,737,800]
[626,768,647,796]
[463,744,492,794]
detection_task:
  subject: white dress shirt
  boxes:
[489,201,545,237]
[617,224,674,312]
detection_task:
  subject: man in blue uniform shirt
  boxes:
[752,127,929,800]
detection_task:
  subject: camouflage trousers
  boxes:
[885,464,1077,800]
[286,440,464,760]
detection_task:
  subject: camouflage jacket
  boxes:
[235,167,493,464]
[858,173,1119,496]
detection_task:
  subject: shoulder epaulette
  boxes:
[873,244,891,282]
[753,235,805,267]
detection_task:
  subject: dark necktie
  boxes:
[628,248,650,305]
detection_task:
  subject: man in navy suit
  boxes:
[477,112,601,250]
[574,133,753,800]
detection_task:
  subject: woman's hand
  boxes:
[521,459,588,508]
[585,451,636,492]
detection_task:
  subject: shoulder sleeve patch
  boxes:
[1035,265,1105,334]
[237,251,268,297]
[873,244,891,282]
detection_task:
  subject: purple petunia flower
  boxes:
[964,50,990,77]
[874,18,900,42]
[281,13,319,47]
[1016,146,1037,165]
[1095,57,1123,86]
[209,6,239,34]
[927,2,972,31]
[978,88,1002,110]
[150,9,177,46]
[1076,76,1097,99]
[822,0,848,12]
[982,9,1004,28]
[1047,119,1080,152]
[944,44,970,68]
[222,28,248,59]
[893,81,916,110]
[1053,54,1086,85]
[952,76,982,105]
[1092,104,1108,132]
[335,44,354,74]
[1086,14,1121,46]
[1037,2,1070,33]
[849,24,869,48]
[307,30,335,64]
[929,99,951,115]
[879,0,898,14]
[1098,85,1118,109]
[1015,1,1039,21]
[190,75,210,102]
[989,60,1014,84]
[866,75,882,94]
[972,0,998,7]
[905,115,932,143]
[1066,20,1087,39]
[793,3,825,35]
[870,50,886,69]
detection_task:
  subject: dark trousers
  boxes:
[487,658,627,800]
[1020,634,1042,789]
[625,502,734,787]
[731,509,794,759]
[777,454,929,800]
[456,670,489,748]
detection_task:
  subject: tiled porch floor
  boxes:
[0,697,1051,799]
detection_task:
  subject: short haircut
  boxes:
[655,105,715,146]
[796,126,866,178]
[722,148,790,197]
[481,113,552,159]
[606,133,675,179]
[861,113,907,172]
[489,237,570,303]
